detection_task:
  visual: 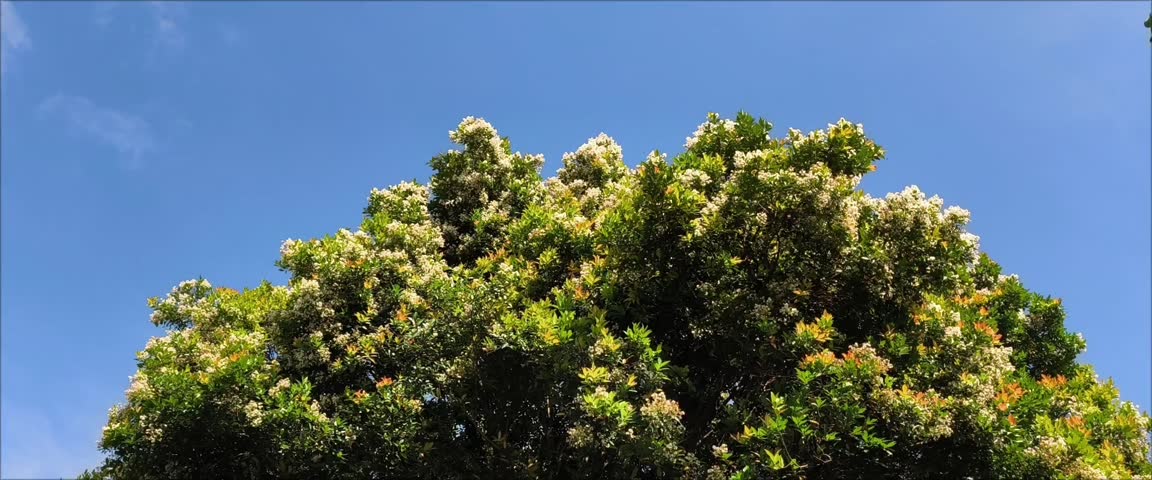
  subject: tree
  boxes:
[83,113,1151,479]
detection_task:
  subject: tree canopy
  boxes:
[84,113,1151,479]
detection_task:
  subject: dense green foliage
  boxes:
[84,113,1151,479]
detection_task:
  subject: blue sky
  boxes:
[1,1,1148,477]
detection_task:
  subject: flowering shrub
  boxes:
[83,113,1151,479]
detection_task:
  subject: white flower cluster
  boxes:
[1025,435,1086,474]
[432,118,549,261]
[370,219,445,256]
[691,160,852,240]
[786,118,865,150]
[690,191,728,238]
[964,341,1014,382]
[281,238,301,258]
[548,178,608,215]
[567,424,595,448]
[876,186,945,226]
[181,279,210,289]
[201,329,269,377]
[280,206,447,326]
[842,195,863,238]
[268,377,292,396]
[143,424,164,443]
[873,386,954,442]
[290,275,331,315]
[644,150,668,167]
[829,118,866,140]
[907,297,1019,426]
[944,342,1014,423]
[753,162,834,191]
[677,168,711,191]
[732,149,770,170]
[845,343,894,374]
[449,116,504,156]
[943,206,971,224]
[595,179,628,214]
[640,391,684,420]
[684,112,737,149]
[558,133,627,188]
[137,335,174,362]
[366,181,433,223]
[786,127,826,149]
[306,399,329,422]
[870,185,984,275]
[960,231,981,252]
[149,278,215,327]
[126,372,152,400]
[243,400,265,427]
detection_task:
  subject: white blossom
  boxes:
[243,401,265,426]
[684,113,737,149]
[269,378,292,396]
[677,168,711,190]
[944,206,971,224]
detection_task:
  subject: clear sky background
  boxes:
[1,1,1149,477]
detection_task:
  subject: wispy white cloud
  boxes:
[1,0,31,75]
[91,2,118,29]
[149,1,187,52]
[38,95,159,167]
